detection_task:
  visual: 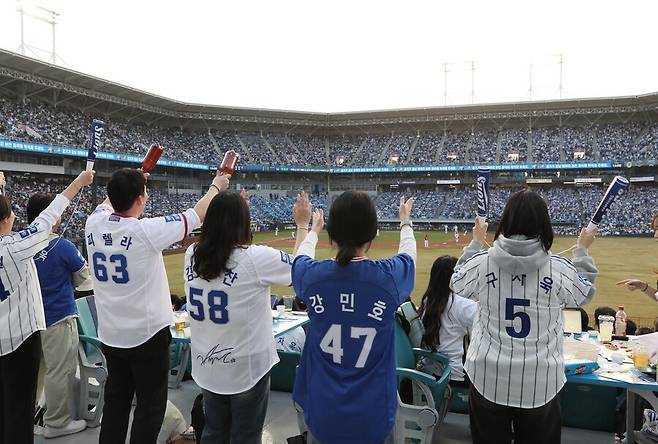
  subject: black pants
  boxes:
[0,332,41,444]
[201,371,271,444]
[99,327,171,444]
[469,386,561,444]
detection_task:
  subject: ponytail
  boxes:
[335,244,357,267]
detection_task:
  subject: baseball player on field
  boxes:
[85,168,229,444]
[450,189,598,444]
[0,170,94,444]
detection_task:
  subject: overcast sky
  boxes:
[0,0,656,112]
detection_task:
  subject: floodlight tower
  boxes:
[16,1,62,65]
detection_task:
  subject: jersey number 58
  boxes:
[187,287,229,325]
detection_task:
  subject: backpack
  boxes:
[396,301,425,348]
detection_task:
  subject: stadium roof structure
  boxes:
[1,48,657,133]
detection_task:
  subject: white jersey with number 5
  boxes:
[184,244,293,395]
[85,204,200,348]
[450,235,598,408]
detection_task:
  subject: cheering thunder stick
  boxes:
[219,150,240,175]
[141,144,164,173]
[86,119,105,171]
[586,176,629,232]
[475,169,491,225]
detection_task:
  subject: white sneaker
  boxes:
[43,419,87,439]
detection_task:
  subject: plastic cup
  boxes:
[284,295,294,312]
[598,315,614,343]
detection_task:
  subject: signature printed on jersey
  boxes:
[197,344,236,366]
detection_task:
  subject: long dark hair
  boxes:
[418,255,458,351]
[495,189,554,252]
[193,191,252,280]
[326,191,377,266]
[0,195,11,221]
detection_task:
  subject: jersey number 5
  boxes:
[92,253,129,284]
[320,324,377,368]
[188,287,229,325]
[505,298,531,338]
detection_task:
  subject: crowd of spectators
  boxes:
[531,127,562,162]
[469,130,498,163]
[373,185,658,237]
[412,132,442,165]
[2,97,658,167]
[3,172,657,251]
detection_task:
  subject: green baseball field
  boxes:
[164,231,658,329]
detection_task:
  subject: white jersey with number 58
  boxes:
[184,244,293,395]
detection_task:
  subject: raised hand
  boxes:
[577,227,597,249]
[293,191,312,228]
[75,170,95,188]
[616,279,648,292]
[399,196,414,223]
[212,173,231,192]
[473,217,488,244]
[311,208,324,234]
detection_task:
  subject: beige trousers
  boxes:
[37,317,79,428]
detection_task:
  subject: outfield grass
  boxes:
[165,231,658,327]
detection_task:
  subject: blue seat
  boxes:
[560,382,618,432]
[394,316,451,443]
[75,296,107,428]
[270,351,301,392]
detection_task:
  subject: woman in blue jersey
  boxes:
[292,192,416,444]
[417,255,476,387]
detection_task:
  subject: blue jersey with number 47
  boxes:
[292,254,414,444]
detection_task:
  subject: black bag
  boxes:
[191,393,205,442]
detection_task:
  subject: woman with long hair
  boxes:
[450,189,598,444]
[184,191,322,444]
[292,191,416,444]
[417,255,476,387]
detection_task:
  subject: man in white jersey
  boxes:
[85,168,230,444]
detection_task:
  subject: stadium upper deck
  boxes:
[1,49,657,172]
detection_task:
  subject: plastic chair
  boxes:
[75,296,107,428]
[396,304,454,421]
[395,317,452,443]
[270,351,301,392]
[169,341,191,389]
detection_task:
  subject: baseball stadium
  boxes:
[0,7,657,443]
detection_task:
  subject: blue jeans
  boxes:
[201,371,271,444]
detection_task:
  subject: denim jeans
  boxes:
[201,371,271,444]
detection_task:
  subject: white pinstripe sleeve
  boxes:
[451,241,488,301]
[553,248,597,307]
[2,194,70,262]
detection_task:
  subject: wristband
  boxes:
[297,227,309,231]
[400,222,413,229]
[210,184,221,193]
